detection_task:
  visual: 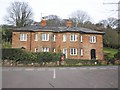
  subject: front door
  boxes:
[91,49,96,60]
[63,48,67,58]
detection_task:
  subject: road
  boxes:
[2,66,119,88]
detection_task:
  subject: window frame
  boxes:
[42,33,49,41]
[70,48,77,55]
[53,34,56,41]
[53,48,56,52]
[20,33,27,41]
[80,35,83,43]
[35,48,38,52]
[42,47,49,52]
[70,34,77,42]
[35,33,38,41]
[63,34,67,42]
[90,36,96,43]
[80,48,83,56]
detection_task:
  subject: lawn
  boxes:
[104,47,118,58]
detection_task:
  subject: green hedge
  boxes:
[2,48,37,64]
[2,48,62,64]
[114,49,120,60]
[35,52,62,63]
[65,59,101,65]
[2,48,102,65]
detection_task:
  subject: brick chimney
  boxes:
[40,17,46,27]
[66,21,72,27]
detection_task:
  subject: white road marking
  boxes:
[79,68,87,70]
[25,68,34,71]
[59,68,66,70]
[53,69,56,79]
[99,68,107,70]
[37,68,45,71]
[70,68,77,70]
[89,68,97,70]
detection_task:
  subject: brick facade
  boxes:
[12,29,104,60]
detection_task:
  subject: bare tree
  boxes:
[45,15,60,20]
[44,15,61,26]
[69,10,91,27]
[99,17,118,28]
[107,17,117,28]
[5,1,33,27]
[99,20,108,28]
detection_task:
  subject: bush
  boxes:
[114,49,120,60]
[2,48,103,66]
[35,52,62,64]
[2,48,62,65]
[52,53,62,62]
[65,59,100,65]
[65,59,80,65]
[2,48,37,64]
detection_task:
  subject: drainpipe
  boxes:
[30,32,32,51]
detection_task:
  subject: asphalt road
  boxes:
[2,66,119,88]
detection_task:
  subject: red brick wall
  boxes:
[12,31,104,60]
[80,34,104,60]
[12,32,31,51]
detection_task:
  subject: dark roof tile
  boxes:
[13,25,105,34]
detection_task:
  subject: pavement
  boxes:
[2,66,119,88]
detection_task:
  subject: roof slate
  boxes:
[13,25,105,34]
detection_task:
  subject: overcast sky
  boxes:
[0,0,119,25]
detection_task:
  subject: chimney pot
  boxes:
[40,17,47,27]
[66,21,72,27]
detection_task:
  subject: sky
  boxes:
[0,0,119,25]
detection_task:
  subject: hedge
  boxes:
[2,48,62,64]
[114,49,120,60]
[65,59,101,65]
[2,48,102,65]
[2,48,37,64]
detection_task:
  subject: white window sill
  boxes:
[70,54,77,56]
[63,41,66,42]
[90,42,96,44]
[42,40,49,41]
[70,41,77,42]
[20,40,27,41]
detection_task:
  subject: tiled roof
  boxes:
[13,25,105,34]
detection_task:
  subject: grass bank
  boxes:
[104,47,117,58]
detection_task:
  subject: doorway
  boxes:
[63,48,67,58]
[91,49,96,60]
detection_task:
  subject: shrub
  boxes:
[2,48,37,64]
[35,52,62,64]
[52,53,62,62]
[65,59,100,65]
[65,59,80,65]
[114,49,120,60]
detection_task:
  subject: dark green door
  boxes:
[91,49,96,60]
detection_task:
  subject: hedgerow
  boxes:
[2,48,62,64]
